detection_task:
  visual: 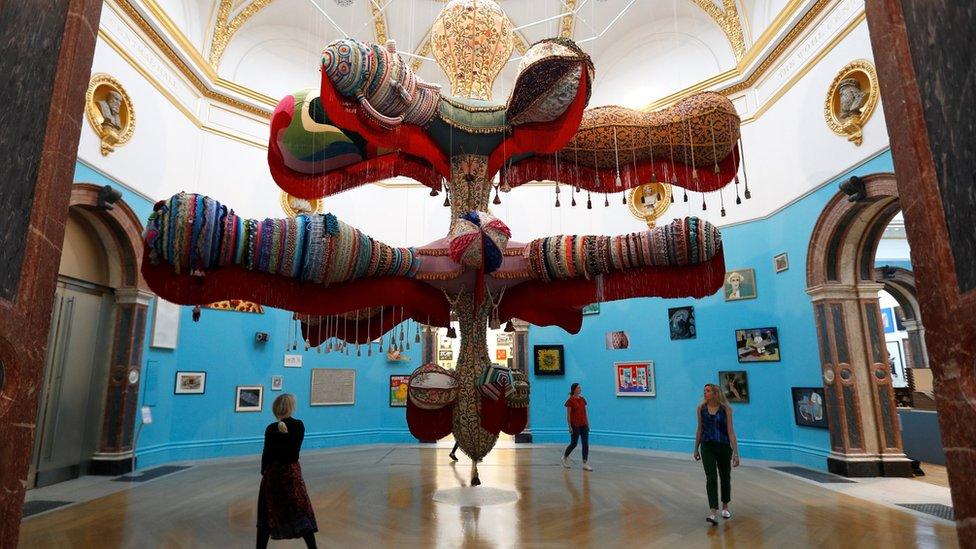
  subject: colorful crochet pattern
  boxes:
[447,211,511,274]
[144,193,419,283]
[522,217,721,282]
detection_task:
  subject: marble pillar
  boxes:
[808,283,912,477]
[866,1,976,545]
[511,320,532,443]
[0,0,104,545]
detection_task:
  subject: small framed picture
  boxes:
[235,386,264,412]
[496,348,508,361]
[174,371,206,394]
[773,253,789,273]
[271,375,283,391]
[438,349,453,361]
[390,374,410,407]
[792,387,828,428]
[582,303,600,316]
[735,327,781,362]
[724,268,757,301]
[615,361,655,397]
[605,330,630,350]
[718,371,749,403]
[668,306,696,340]
[496,333,513,346]
[533,345,565,376]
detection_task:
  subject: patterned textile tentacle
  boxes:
[451,290,499,468]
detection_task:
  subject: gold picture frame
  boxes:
[824,60,879,146]
[280,191,324,217]
[628,182,672,228]
[85,73,135,156]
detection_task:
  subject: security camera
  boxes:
[255,332,269,343]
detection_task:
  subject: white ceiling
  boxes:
[153,0,797,107]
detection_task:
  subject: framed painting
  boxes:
[390,374,410,407]
[773,253,789,273]
[533,345,565,376]
[735,327,781,362]
[724,268,757,301]
[605,330,630,350]
[271,375,283,391]
[718,371,748,403]
[151,298,180,349]
[668,306,696,340]
[438,349,453,361]
[310,368,356,406]
[174,371,205,394]
[615,361,655,396]
[791,387,828,428]
[235,386,263,412]
[496,333,513,346]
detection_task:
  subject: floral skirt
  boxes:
[257,462,318,539]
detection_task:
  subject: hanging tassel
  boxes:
[571,195,577,207]
[443,191,450,207]
[622,193,627,205]
[720,189,727,217]
[604,194,609,207]
[739,138,752,199]
[702,194,707,211]
[670,191,675,203]
[555,195,560,208]
[492,185,501,205]
[504,320,515,332]
[192,305,201,322]
[430,187,438,197]
[415,322,420,343]
[447,326,457,339]
[587,191,592,209]
[735,175,742,205]
[683,188,689,202]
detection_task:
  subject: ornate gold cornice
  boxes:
[691,0,746,60]
[113,0,274,118]
[209,0,275,69]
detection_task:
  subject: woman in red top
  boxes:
[562,383,593,471]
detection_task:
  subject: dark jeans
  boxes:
[700,441,732,509]
[564,425,589,461]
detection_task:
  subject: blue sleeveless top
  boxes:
[700,404,730,444]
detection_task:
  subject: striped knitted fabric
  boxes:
[477,364,514,401]
[523,217,722,282]
[145,192,419,282]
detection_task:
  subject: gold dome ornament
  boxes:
[628,183,672,228]
[85,74,135,156]
[430,0,515,101]
[824,60,879,146]
[279,191,323,217]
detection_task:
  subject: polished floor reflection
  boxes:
[20,446,958,548]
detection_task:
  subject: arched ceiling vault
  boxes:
[204,0,746,72]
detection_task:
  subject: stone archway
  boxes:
[68,184,153,475]
[806,173,912,477]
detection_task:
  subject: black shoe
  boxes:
[471,476,481,486]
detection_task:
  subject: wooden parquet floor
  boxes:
[19,446,959,548]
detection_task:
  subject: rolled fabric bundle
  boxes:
[322,38,440,129]
[407,363,459,410]
[522,217,721,282]
[145,192,420,283]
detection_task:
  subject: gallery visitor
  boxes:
[449,441,460,461]
[562,382,592,471]
[693,383,740,525]
[256,394,318,548]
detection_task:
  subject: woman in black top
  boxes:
[257,394,318,548]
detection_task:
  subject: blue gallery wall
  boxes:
[73,162,423,469]
[74,151,894,471]
[527,151,895,470]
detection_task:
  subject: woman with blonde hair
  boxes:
[256,393,318,548]
[693,383,739,525]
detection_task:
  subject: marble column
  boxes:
[866,2,976,544]
[90,288,153,475]
[807,283,912,477]
[0,0,103,544]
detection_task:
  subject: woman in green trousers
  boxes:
[693,383,740,525]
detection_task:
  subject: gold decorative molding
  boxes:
[559,0,577,39]
[367,0,389,44]
[112,0,274,118]
[209,0,275,69]
[86,73,136,155]
[691,0,746,60]
[824,59,878,146]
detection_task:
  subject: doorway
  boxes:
[30,277,114,487]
